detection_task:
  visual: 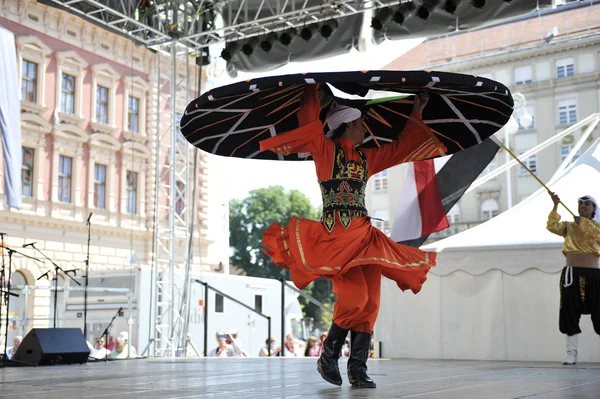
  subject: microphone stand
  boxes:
[0,242,42,367]
[25,244,81,328]
[102,307,122,362]
[84,213,92,340]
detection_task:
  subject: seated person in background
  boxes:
[90,336,111,359]
[208,330,242,357]
[119,331,138,358]
[227,329,248,357]
[6,336,22,360]
[111,337,131,359]
[259,338,277,357]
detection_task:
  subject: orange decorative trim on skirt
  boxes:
[261,215,436,292]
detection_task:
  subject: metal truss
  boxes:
[152,44,193,357]
[44,0,416,50]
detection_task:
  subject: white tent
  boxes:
[376,138,600,362]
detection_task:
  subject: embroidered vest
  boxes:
[319,144,369,232]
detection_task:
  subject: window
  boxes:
[556,57,574,78]
[95,86,109,124]
[58,155,72,203]
[60,74,75,114]
[126,171,138,214]
[372,209,390,235]
[21,147,34,198]
[447,204,461,224]
[21,60,37,103]
[254,295,263,314]
[481,199,499,221]
[560,145,580,163]
[373,170,388,191]
[128,96,140,133]
[215,293,224,313]
[514,66,532,85]
[94,164,106,209]
[519,154,537,176]
[557,99,577,125]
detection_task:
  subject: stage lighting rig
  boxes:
[279,28,297,46]
[372,8,392,31]
[300,24,319,41]
[320,20,339,39]
[393,2,417,25]
[220,42,239,61]
[417,0,441,20]
[260,33,278,52]
[241,37,259,56]
[443,0,463,14]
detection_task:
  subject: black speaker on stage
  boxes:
[14,328,90,366]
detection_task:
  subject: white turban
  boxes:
[325,105,362,137]
[578,195,600,221]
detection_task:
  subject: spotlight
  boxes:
[241,37,258,56]
[443,0,462,14]
[300,24,318,41]
[371,8,392,31]
[220,42,238,62]
[392,2,416,25]
[417,0,440,20]
[320,19,339,39]
[279,28,297,46]
[471,0,486,8]
[260,32,278,52]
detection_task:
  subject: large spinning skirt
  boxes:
[262,215,435,292]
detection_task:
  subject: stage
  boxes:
[1,358,599,398]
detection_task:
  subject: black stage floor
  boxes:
[1,358,599,398]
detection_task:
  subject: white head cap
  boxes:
[578,195,600,221]
[325,105,362,137]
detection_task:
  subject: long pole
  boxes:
[494,137,576,217]
[84,212,92,339]
[280,278,285,357]
[504,128,512,209]
[203,281,208,357]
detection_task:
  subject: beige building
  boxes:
[0,0,215,348]
[367,2,600,243]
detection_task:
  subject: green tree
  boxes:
[229,186,335,329]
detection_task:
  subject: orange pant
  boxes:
[332,264,382,333]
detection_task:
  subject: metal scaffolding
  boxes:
[151,43,193,357]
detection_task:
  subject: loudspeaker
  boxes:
[14,328,90,366]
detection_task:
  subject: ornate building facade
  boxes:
[0,0,212,347]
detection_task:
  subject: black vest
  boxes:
[319,144,369,232]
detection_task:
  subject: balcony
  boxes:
[424,221,483,244]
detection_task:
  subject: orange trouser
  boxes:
[331,264,382,333]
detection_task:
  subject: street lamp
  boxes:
[504,92,533,209]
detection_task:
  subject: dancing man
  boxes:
[260,84,446,388]
[547,192,600,365]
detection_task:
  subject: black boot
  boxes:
[347,330,376,388]
[317,323,348,386]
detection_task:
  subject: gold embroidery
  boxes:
[579,276,586,303]
[281,226,288,251]
[295,218,311,271]
[348,252,431,268]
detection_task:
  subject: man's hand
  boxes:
[549,191,561,206]
[413,92,430,114]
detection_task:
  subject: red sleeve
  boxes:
[259,85,333,163]
[363,112,447,177]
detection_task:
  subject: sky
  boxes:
[206,37,425,207]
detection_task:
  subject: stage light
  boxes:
[300,24,318,41]
[320,19,339,39]
[260,32,278,52]
[417,0,441,20]
[371,7,392,31]
[241,37,259,56]
[393,2,416,25]
[220,42,238,61]
[443,0,462,14]
[279,28,297,46]
[471,0,486,8]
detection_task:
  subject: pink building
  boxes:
[0,0,210,346]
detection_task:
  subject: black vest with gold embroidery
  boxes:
[319,144,369,232]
